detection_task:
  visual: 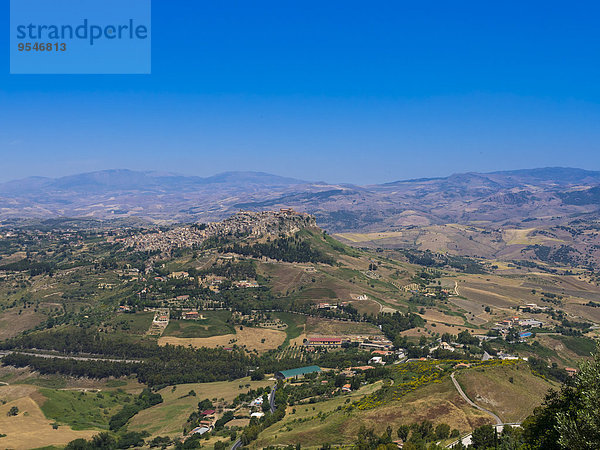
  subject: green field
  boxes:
[163,310,234,338]
[107,312,154,335]
[274,312,306,346]
[39,388,134,430]
[550,335,597,356]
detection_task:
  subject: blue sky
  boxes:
[1,0,600,184]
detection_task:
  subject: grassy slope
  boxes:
[454,362,556,423]
[253,377,492,448]
[39,388,134,430]
[128,377,273,438]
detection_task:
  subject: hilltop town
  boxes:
[124,209,316,252]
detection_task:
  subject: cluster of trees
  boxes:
[375,311,425,344]
[109,389,163,431]
[528,357,569,383]
[1,328,255,386]
[1,353,139,379]
[0,258,55,276]
[519,345,600,450]
[65,431,149,449]
[223,235,335,265]
[285,372,362,405]
[401,250,486,274]
[195,260,257,281]
[396,420,459,447]
[451,424,522,449]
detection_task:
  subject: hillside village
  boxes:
[124,209,316,253]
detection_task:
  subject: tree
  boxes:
[498,425,524,450]
[521,388,565,450]
[470,424,495,449]
[65,439,90,450]
[505,328,520,343]
[7,406,18,416]
[521,346,600,449]
[457,330,478,346]
[441,333,454,343]
[555,344,600,449]
[397,424,410,441]
[91,432,117,449]
[435,423,450,440]
[117,432,148,449]
[411,420,434,442]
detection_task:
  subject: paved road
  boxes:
[269,384,277,413]
[0,350,141,364]
[231,383,277,450]
[450,372,502,425]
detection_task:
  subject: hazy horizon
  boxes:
[2,2,600,184]
[2,165,600,187]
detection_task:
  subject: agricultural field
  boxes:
[105,311,155,336]
[0,307,47,340]
[163,311,235,338]
[158,325,286,353]
[273,312,306,346]
[305,316,383,337]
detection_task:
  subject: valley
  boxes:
[0,207,597,449]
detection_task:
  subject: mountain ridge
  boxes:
[1,167,600,233]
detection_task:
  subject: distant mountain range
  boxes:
[1,167,600,232]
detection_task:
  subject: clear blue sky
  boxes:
[1,0,600,184]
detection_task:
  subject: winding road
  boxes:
[231,382,277,450]
[450,372,502,425]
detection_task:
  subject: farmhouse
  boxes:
[317,303,338,310]
[183,311,201,320]
[236,280,259,288]
[190,426,211,436]
[169,271,189,279]
[519,318,543,328]
[276,365,321,380]
[371,350,393,356]
[359,339,393,351]
[305,337,344,347]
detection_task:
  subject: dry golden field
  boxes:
[158,326,286,352]
[0,385,97,449]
